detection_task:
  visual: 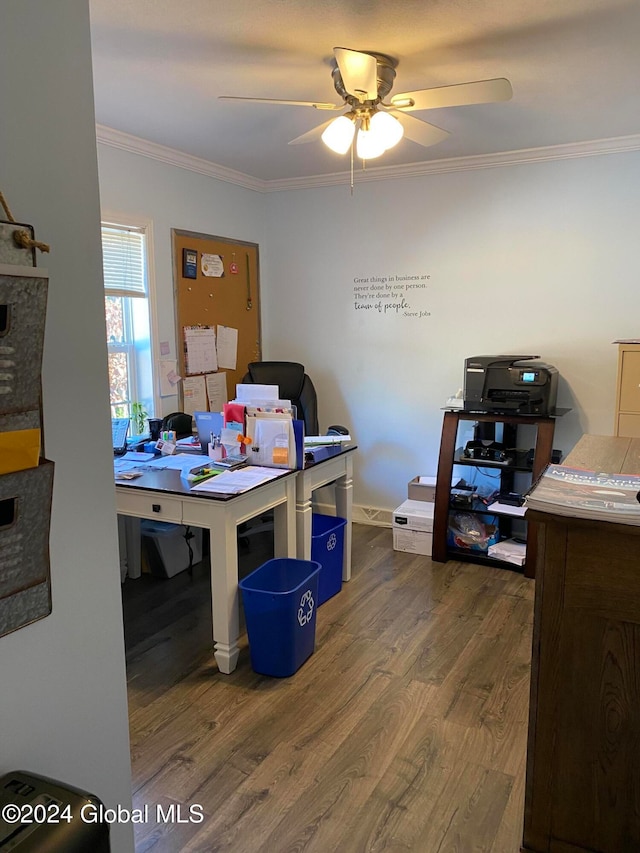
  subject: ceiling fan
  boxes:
[219,47,512,160]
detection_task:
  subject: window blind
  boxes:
[102,224,147,297]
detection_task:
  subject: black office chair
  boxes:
[242,361,319,434]
[161,411,193,439]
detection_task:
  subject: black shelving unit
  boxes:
[432,410,557,578]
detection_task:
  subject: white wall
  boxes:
[263,152,640,512]
[97,145,267,416]
[98,141,640,517]
[1,3,133,851]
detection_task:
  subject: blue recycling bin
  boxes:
[311,513,347,605]
[239,557,321,677]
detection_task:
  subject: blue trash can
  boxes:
[239,557,321,677]
[311,513,347,605]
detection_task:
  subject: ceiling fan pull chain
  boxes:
[350,143,354,195]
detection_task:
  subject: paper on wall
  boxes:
[201,253,224,277]
[205,371,227,413]
[182,375,207,415]
[184,326,218,374]
[217,324,238,370]
[159,359,181,396]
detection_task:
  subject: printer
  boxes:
[463,355,558,416]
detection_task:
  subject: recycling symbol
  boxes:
[298,589,314,626]
[327,532,337,551]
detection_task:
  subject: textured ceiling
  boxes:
[89,0,640,182]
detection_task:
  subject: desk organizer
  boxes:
[0,204,53,638]
[0,271,48,414]
[0,460,54,636]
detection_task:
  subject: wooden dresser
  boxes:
[614,341,640,437]
[523,434,640,853]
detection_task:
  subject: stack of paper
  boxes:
[304,435,351,447]
[190,465,283,494]
[488,538,526,566]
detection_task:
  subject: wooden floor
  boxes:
[122,523,534,853]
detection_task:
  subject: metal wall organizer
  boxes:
[0,210,53,638]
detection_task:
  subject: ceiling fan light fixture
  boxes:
[355,126,386,160]
[369,110,404,150]
[321,114,356,154]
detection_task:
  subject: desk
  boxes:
[116,466,296,674]
[523,434,640,852]
[297,444,356,582]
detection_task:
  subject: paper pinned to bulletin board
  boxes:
[183,375,207,414]
[184,326,217,375]
[217,325,238,370]
[205,371,227,413]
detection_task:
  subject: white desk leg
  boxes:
[334,458,353,582]
[209,511,240,675]
[274,476,297,558]
[295,478,313,562]
[117,515,141,582]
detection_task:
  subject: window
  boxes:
[102,221,155,433]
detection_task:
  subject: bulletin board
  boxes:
[171,229,261,411]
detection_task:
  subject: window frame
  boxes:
[101,212,160,427]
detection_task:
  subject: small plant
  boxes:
[131,401,148,435]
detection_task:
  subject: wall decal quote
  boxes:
[352,273,432,318]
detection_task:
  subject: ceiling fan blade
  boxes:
[334,47,378,102]
[288,117,338,146]
[390,78,512,112]
[219,96,340,111]
[389,110,450,148]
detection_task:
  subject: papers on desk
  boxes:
[146,453,205,471]
[121,451,156,462]
[235,383,279,402]
[114,459,146,474]
[304,434,351,447]
[190,465,283,494]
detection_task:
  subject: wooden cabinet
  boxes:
[614,342,640,437]
[523,434,640,853]
[432,410,556,578]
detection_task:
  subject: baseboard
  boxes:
[313,500,393,528]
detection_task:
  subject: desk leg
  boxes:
[295,480,313,562]
[209,512,240,675]
[335,458,353,582]
[274,476,297,558]
[117,515,141,582]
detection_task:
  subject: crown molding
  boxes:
[96,124,640,193]
[95,125,267,191]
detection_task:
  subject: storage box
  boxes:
[141,521,202,578]
[392,499,434,556]
[311,513,347,605]
[408,475,437,502]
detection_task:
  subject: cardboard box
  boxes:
[408,475,436,502]
[392,499,434,556]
